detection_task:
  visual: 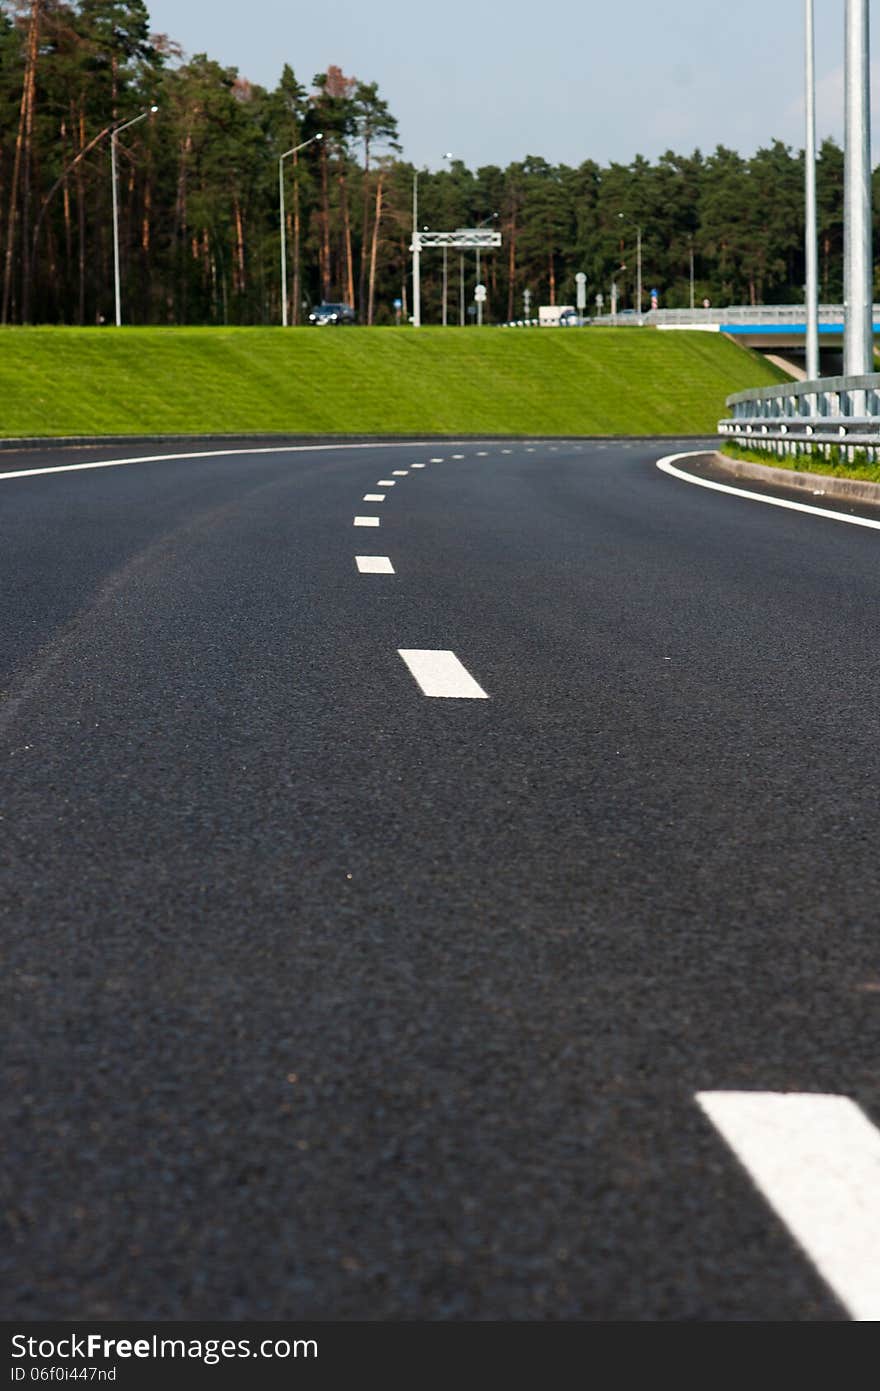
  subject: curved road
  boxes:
[3,436,880,1321]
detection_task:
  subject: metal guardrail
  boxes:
[719,373,880,460]
[647,304,880,327]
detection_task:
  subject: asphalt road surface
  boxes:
[3,436,880,1322]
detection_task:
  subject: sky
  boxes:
[144,0,880,170]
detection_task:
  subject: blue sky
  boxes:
[145,0,880,169]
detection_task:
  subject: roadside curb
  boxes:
[712,450,880,507]
[0,432,714,454]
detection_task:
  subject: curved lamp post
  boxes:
[280,133,323,326]
[111,106,158,326]
[618,213,642,317]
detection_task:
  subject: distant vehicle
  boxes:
[538,304,575,327]
[308,302,356,325]
[559,309,583,327]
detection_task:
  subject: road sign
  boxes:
[474,283,487,303]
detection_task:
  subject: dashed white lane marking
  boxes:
[657,451,880,532]
[353,516,380,527]
[392,470,409,476]
[356,556,395,574]
[362,493,385,501]
[411,463,426,469]
[430,457,444,462]
[377,479,396,486]
[476,450,488,456]
[696,1091,880,1321]
[0,440,451,484]
[451,453,464,459]
[397,649,489,699]
[501,449,512,454]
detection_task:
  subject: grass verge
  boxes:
[0,325,788,438]
[720,439,880,484]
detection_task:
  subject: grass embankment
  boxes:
[721,439,880,484]
[0,325,788,438]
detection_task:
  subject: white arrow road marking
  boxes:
[397,650,488,699]
[362,493,385,501]
[353,516,380,527]
[696,1091,880,1321]
[356,556,394,574]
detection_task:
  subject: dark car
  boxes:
[308,302,356,325]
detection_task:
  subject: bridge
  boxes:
[631,305,880,345]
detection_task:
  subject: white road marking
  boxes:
[377,479,396,486]
[526,447,535,452]
[397,649,488,699]
[392,470,409,476]
[696,1090,880,1321]
[451,453,464,459]
[429,457,444,462]
[0,440,448,484]
[476,450,488,456]
[356,556,395,574]
[501,449,512,454]
[657,451,880,533]
[353,516,380,527]
[411,463,426,468]
[363,493,385,501]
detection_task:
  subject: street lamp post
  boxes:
[618,213,642,317]
[805,0,819,379]
[688,237,695,312]
[844,0,873,378]
[412,171,421,327]
[474,213,497,326]
[111,106,157,327]
[280,132,322,327]
[442,152,453,326]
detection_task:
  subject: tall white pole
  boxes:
[110,108,157,328]
[689,240,695,311]
[636,225,642,317]
[278,134,321,328]
[805,0,820,379]
[279,157,288,327]
[844,0,873,377]
[442,244,448,326]
[412,172,421,327]
[111,131,121,327]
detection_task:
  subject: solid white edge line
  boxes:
[657,450,880,532]
[696,1090,880,1321]
[0,440,504,485]
[397,649,488,699]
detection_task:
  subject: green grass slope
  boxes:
[0,326,788,438]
